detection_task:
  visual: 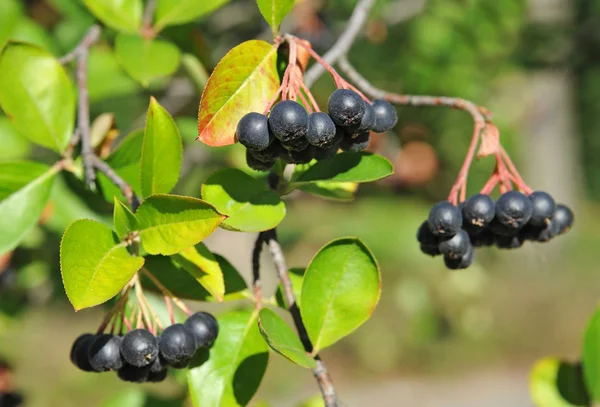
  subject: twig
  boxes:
[141,268,191,315]
[91,155,140,211]
[261,229,339,407]
[142,0,157,37]
[304,0,377,87]
[252,234,264,305]
[58,25,101,65]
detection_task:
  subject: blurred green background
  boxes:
[1,0,598,406]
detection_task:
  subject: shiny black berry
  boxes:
[282,146,315,164]
[522,221,559,242]
[147,368,168,383]
[427,201,463,237]
[184,312,219,349]
[371,99,398,133]
[120,329,158,367]
[495,234,525,249]
[554,204,574,234]
[117,363,150,383]
[444,245,474,270]
[281,135,309,151]
[88,334,123,372]
[489,217,519,237]
[314,144,339,161]
[150,355,166,372]
[70,333,95,372]
[159,324,196,367]
[236,113,272,151]
[268,100,309,142]
[340,131,370,153]
[417,221,440,256]
[528,191,556,226]
[462,194,495,228]
[495,191,533,229]
[439,229,470,259]
[350,103,375,134]
[306,112,337,148]
[328,89,366,127]
[246,150,275,171]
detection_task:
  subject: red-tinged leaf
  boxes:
[477,123,500,158]
[197,40,280,147]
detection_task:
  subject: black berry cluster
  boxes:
[70,312,218,383]
[237,89,398,171]
[417,191,574,269]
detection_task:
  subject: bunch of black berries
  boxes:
[70,312,218,383]
[237,89,398,170]
[417,191,574,269]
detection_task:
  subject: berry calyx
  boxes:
[462,194,495,228]
[268,100,309,142]
[184,312,219,349]
[528,191,556,226]
[120,329,158,367]
[70,333,95,372]
[306,112,337,148]
[438,229,470,259]
[427,201,463,237]
[370,99,398,133]
[236,112,272,151]
[88,334,123,372]
[495,190,533,229]
[159,324,196,367]
[328,89,366,127]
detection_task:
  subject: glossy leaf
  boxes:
[88,45,140,102]
[258,308,316,369]
[202,168,285,232]
[97,129,143,202]
[188,309,268,407]
[136,194,225,255]
[0,43,75,152]
[0,116,31,160]
[198,40,280,146]
[0,161,57,254]
[113,197,137,239]
[82,0,142,33]
[115,34,181,86]
[173,244,225,302]
[300,238,380,353]
[530,358,589,407]
[140,97,182,198]
[60,219,144,310]
[154,0,230,31]
[584,307,600,401]
[298,182,358,201]
[275,268,305,309]
[143,253,248,302]
[256,0,295,37]
[293,153,393,185]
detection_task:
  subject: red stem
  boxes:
[295,40,345,88]
[447,122,484,205]
[480,173,500,195]
[300,81,321,112]
[165,296,175,325]
[499,147,533,194]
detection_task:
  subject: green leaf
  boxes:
[143,253,248,302]
[0,43,75,152]
[97,129,143,202]
[296,395,325,407]
[140,97,182,198]
[0,115,31,161]
[60,219,144,311]
[88,45,140,102]
[584,307,600,401]
[136,194,225,255]
[0,0,22,47]
[275,268,304,309]
[82,0,142,33]
[113,197,137,239]
[0,161,57,254]
[198,40,280,146]
[154,0,230,31]
[298,182,358,201]
[173,244,225,302]
[258,308,316,369]
[300,238,380,353]
[256,0,295,37]
[188,309,268,407]
[115,34,181,86]
[202,168,285,232]
[530,358,589,407]
[292,153,393,185]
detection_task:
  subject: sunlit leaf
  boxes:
[531,358,589,407]
[113,197,137,239]
[583,307,600,401]
[256,0,295,37]
[198,40,280,146]
[82,0,142,33]
[188,309,268,407]
[173,244,225,302]
[0,43,75,152]
[202,168,285,232]
[60,219,144,310]
[154,0,230,31]
[300,238,380,353]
